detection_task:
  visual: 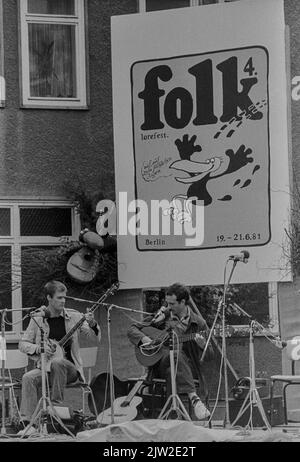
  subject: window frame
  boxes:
[138,0,224,11]
[19,0,88,109]
[0,200,80,341]
[0,0,5,107]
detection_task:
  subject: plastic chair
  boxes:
[0,350,28,420]
[270,337,300,425]
[66,346,98,416]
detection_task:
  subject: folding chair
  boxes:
[0,350,28,422]
[270,337,300,425]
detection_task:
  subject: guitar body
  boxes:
[88,373,128,415]
[135,326,209,367]
[97,396,143,425]
[80,231,104,250]
[66,246,100,284]
[45,340,65,372]
[135,326,170,368]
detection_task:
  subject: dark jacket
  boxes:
[128,307,210,399]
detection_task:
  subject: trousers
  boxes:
[154,348,196,396]
[20,358,79,421]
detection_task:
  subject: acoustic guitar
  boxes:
[66,246,101,284]
[135,326,210,367]
[96,376,145,425]
[88,372,128,415]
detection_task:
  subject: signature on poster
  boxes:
[141,155,173,182]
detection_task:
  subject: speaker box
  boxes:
[229,395,284,427]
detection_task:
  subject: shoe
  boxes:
[191,396,210,420]
[17,424,38,436]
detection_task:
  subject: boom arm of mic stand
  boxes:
[201,259,238,365]
[251,319,285,349]
[200,297,223,363]
[65,296,147,316]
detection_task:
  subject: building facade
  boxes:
[0,0,299,417]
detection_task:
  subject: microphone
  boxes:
[275,339,287,349]
[152,304,169,324]
[30,307,51,318]
[228,250,250,263]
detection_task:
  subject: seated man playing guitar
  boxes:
[128,283,210,421]
[18,280,101,435]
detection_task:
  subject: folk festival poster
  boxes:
[111,0,290,289]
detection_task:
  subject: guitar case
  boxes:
[88,372,128,415]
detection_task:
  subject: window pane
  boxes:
[28,0,75,15]
[146,0,190,11]
[224,283,270,327]
[20,208,72,236]
[28,24,76,98]
[0,246,12,331]
[21,246,57,330]
[0,209,11,236]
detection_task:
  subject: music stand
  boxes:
[20,316,75,439]
[158,329,191,421]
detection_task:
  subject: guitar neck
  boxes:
[59,283,119,348]
[58,315,86,348]
[121,378,145,407]
[172,329,205,344]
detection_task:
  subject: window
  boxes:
[223,282,279,335]
[145,0,190,11]
[0,201,80,340]
[19,0,87,109]
[138,0,221,10]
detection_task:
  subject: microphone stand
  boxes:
[0,307,46,438]
[201,258,240,428]
[228,304,284,430]
[65,295,150,427]
[104,303,154,425]
[21,315,75,439]
[158,328,191,421]
[0,309,7,436]
[107,304,115,424]
[220,258,239,428]
[69,300,148,426]
[230,320,271,431]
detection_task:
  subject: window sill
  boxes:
[20,104,89,110]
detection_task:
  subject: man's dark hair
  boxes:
[44,280,67,298]
[166,283,190,303]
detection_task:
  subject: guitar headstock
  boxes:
[104,282,119,298]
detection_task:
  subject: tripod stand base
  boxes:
[158,394,192,421]
[20,397,76,439]
[230,389,272,431]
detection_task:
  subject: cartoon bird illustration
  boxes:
[170,134,254,206]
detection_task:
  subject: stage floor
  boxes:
[0,420,299,443]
